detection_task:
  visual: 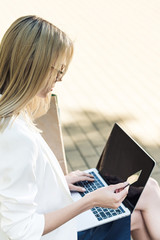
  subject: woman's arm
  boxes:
[43,182,128,235]
[0,129,45,240]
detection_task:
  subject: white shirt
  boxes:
[0,115,77,240]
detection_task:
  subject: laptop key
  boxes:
[99,211,108,219]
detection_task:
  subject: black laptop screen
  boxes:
[96,123,155,212]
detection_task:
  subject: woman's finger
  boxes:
[115,186,129,201]
[69,184,85,192]
[115,184,130,193]
[116,188,129,204]
[73,176,94,183]
[75,171,94,178]
[110,182,128,192]
[115,182,129,189]
[83,172,94,178]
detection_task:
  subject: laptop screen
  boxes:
[96,123,155,212]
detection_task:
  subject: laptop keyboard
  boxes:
[75,171,125,221]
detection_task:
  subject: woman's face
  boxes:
[37,64,65,98]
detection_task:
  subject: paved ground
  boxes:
[1,0,160,183]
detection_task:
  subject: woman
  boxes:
[0,15,159,240]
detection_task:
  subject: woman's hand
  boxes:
[87,182,129,209]
[65,170,94,192]
[65,171,129,209]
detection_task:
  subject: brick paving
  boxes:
[1,0,160,184]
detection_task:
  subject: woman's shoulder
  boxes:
[0,116,39,168]
[0,116,38,149]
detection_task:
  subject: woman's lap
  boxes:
[78,216,131,240]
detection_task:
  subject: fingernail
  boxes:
[82,188,86,192]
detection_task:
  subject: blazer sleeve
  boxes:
[0,128,45,240]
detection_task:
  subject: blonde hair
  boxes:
[0,15,73,131]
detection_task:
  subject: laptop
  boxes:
[71,123,155,232]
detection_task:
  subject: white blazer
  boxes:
[0,115,77,240]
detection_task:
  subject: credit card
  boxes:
[127,170,142,185]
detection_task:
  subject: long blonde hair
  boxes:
[0,15,73,131]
